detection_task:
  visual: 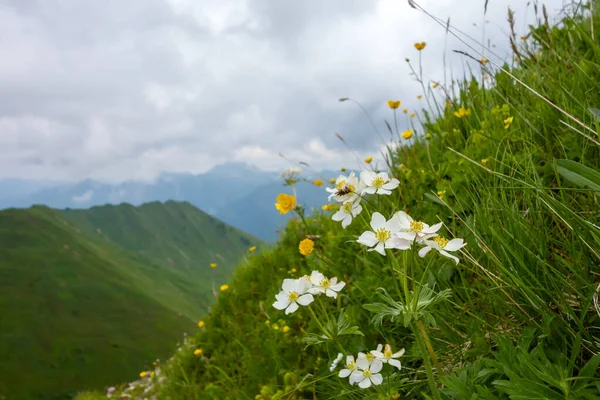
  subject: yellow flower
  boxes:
[364,156,373,163]
[198,320,205,328]
[480,58,488,64]
[340,167,346,172]
[437,191,445,199]
[194,349,203,356]
[402,108,408,114]
[445,101,451,108]
[417,95,423,99]
[210,263,217,268]
[140,371,147,378]
[454,107,471,118]
[481,157,490,166]
[282,326,290,333]
[329,178,336,184]
[150,371,155,377]
[432,82,439,88]
[299,238,314,256]
[291,268,297,273]
[220,284,229,291]
[402,129,414,139]
[414,42,426,51]
[275,193,296,214]
[249,246,257,252]
[312,179,324,187]
[387,100,401,109]
[272,323,280,330]
[322,204,331,211]
[409,113,416,118]
[504,116,514,129]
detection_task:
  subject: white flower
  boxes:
[332,199,362,228]
[357,212,412,255]
[360,171,400,195]
[350,358,384,389]
[338,355,358,384]
[330,353,344,372]
[326,172,363,203]
[371,344,405,370]
[273,278,314,314]
[308,271,345,298]
[395,211,443,242]
[419,237,467,265]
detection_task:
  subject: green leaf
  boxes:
[555,159,600,193]
[424,192,446,206]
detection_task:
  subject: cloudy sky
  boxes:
[0,0,568,182]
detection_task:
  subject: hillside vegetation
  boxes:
[83,3,599,400]
[0,202,260,400]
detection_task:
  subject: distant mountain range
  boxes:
[0,201,260,400]
[0,162,337,241]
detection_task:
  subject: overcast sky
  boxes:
[0,0,569,182]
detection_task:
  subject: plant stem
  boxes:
[307,304,329,339]
[416,320,443,374]
[413,322,441,400]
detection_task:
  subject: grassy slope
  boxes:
[82,6,600,400]
[60,201,261,314]
[0,202,260,400]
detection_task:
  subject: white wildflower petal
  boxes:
[371,351,385,359]
[396,231,417,241]
[273,299,289,310]
[357,232,378,247]
[358,379,372,389]
[445,238,467,251]
[418,246,432,258]
[439,249,461,265]
[423,222,443,234]
[281,279,296,292]
[370,374,383,385]
[330,281,346,291]
[356,356,369,370]
[331,211,346,222]
[370,212,386,230]
[370,360,383,374]
[395,211,412,229]
[296,293,314,306]
[374,242,386,255]
[350,371,365,384]
[339,369,351,378]
[392,349,406,358]
[388,359,402,370]
[309,271,325,286]
[285,302,299,314]
[382,178,400,190]
[362,186,377,195]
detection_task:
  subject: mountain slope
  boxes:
[0,202,260,400]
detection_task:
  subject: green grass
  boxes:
[0,202,261,400]
[88,3,599,399]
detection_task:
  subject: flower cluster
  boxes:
[337,344,405,389]
[273,270,345,315]
[326,171,400,229]
[357,210,466,263]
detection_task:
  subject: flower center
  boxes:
[366,353,375,362]
[287,291,299,302]
[375,228,391,242]
[347,361,355,370]
[384,349,392,359]
[409,221,424,232]
[372,177,385,188]
[362,369,372,377]
[347,184,355,192]
[434,236,448,248]
[336,180,346,189]
[320,278,331,288]
[343,202,353,212]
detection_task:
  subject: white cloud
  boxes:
[0,0,568,182]
[72,190,94,203]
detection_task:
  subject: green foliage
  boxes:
[0,202,259,399]
[83,5,600,400]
